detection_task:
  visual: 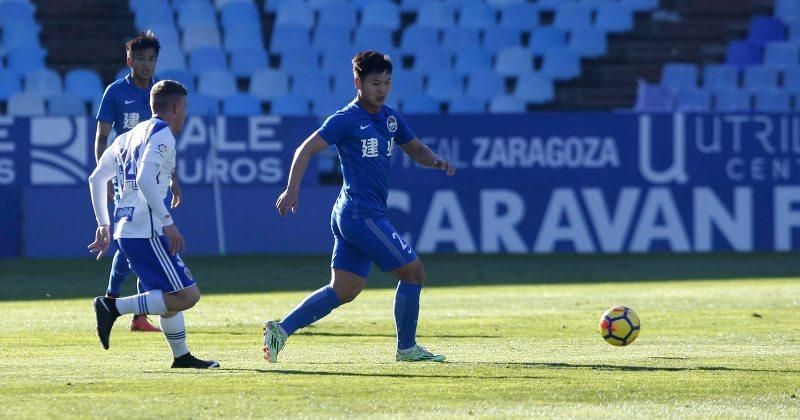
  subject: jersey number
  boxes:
[391,232,412,254]
[118,146,140,190]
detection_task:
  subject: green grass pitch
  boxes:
[1,253,799,417]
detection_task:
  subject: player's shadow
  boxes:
[486,361,800,374]
[295,331,501,338]
[221,368,547,380]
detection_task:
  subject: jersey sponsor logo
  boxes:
[123,112,140,130]
[114,206,135,222]
[156,143,167,157]
[361,138,379,157]
[0,116,15,185]
[30,117,89,185]
[387,116,397,132]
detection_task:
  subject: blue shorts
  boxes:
[116,236,196,293]
[330,212,418,278]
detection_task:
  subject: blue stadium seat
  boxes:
[534,0,560,9]
[660,63,698,91]
[465,70,504,101]
[312,95,346,117]
[290,72,329,101]
[354,25,395,53]
[554,3,592,31]
[426,73,463,102]
[134,4,174,30]
[48,94,87,116]
[529,27,567,55]
[633,79,673,112]
[24,68,62,99]
[270,24,310,53]
[230,48,269,77]
[448,97,486,113]
[457,1,495,29]
[2,22,40,50]
[675,89,711,111]
[400,25,440,52]
[498,3,539,31]
[64,69,102,102]
[594,4,634,33]
[783,67,800,94]
[320,45,357,75]
[714,89,751,112]
[763,42,799,68]
[487,0,526,6]
[225,24,264,52]
[361,0,400,30]
[776,0,800,23]
[331,72,355,101]
[747,16,786,46]
[187,93,219,116]
[488,95,526,113]
[742,66,780,91]
[494,46,533,76]
[416,2,456,29]
[156,69,194,92]
[7,93,45,116]
[0,70,22,100]
[176,0,217,29]
[726,41,762,68]
[541,49,581,80]
[0,1,34,27]
[514,73,554,103]
[789,22,800,42]
[442,27,480,51]
[156,46,187,72]
[197,69,237,99]
[6,46,46,75]
[702,64,739,92]
[482,26,521,53]
[390,71,424,101]
[182,24,222,52]
[412,48,453,74]
[755,89,791,112]
[620,0,658,11]
[313,24,353,53]
[188,47,227,76]
[249,69,289,100]
[454,47,492,74]
[270,95,309,115]
[147,23,181,49]
[115,67,131,81]
[130,0,170,14]
[569,27,607,58]
[402,94,440,114]
[262,0,290,12]
[318,2,357,29]
[280,50,319,71]
[220,1,259,28]
[222,93,262,116]
[274,1,315,29]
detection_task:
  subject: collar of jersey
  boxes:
[125,74,156,90]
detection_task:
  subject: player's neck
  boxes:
[131,74,151,90]
[357,97,380,114]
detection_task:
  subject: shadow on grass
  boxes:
[294,332,501,338]
[482,361,800,374]
[217,368,547,380]
[2,252,799,301]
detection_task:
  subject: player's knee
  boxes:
[335,287,362,304]
[395,260,425,285]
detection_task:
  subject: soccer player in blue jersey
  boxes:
[263,51,456,363]
[95,31,181,332]
[89,80,218,369]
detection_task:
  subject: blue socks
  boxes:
[280,286,341,336]
[394,281,422,351]
[105,249,132,297]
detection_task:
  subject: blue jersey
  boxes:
[318,99,415,219]
[96,74,159,135]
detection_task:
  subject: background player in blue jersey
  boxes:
[95,31,181,332]
[263,51,456,363]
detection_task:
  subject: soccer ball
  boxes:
[599,306,640,346]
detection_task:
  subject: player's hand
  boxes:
[162,223,185,255]
[88,224,111,260]
[170,181,182,208]
[276,189,298,216]
[106,181,115,202]
[433,159,456,176]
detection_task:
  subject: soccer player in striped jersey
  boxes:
[95,31,182,332]
[263,51,456,363]
[88,80,218,369]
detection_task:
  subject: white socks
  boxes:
[114,290,168,315]
[160,312,189,358]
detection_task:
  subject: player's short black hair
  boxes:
[126,30,161,57]
[150,80,187,112]
[352,51,393,80]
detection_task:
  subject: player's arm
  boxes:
[399,138,456,176]
[94,121,112,162]
[170,167,181,208]
[87,149,117,260]
[276,132,329,216]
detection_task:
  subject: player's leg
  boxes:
[105,248,131,298]
[130,277,162,332]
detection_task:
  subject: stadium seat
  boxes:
[0,1,34,27]
[412,48,453,74]
[290,72,329,101]
[225,24,264,52]
[763,42,800,68]
[230,48,269,77]
[353,25,395,54]
[426,73,463,102]
[156,69,194,92]
[498,3,540,31]
[514,73,554,103]
[488,95,526,113]
[64,69,102,102]
[594,4,634,33]
[188,47,227,76]
[487,0,526,6]
[270,24,311,53]
[755,89,791,112]
[115,67,131,81]
[782,67,800,94]
[156,46,187,73]
[2,22,40,50]
[465,69,504,101]
[220,1,259,28]
[274,1,315,29]
[0,70,22,100]
[320,46,358,75]
[7,93,45,116]
[361,1,400,30]
[633,80,673,112]
[48,94,87,116]
[222,93,262,116]
[130,0,170,14]
[529,27,567,55]
[197,69,237,99]
[318,2,357,29]
[457,1,495,29]
[494,46,533,76]
[776,0,800,23]
[182,24,222,52]
[249,69,289,100]
[134,4,174,30]
[620,0,658,11]
[416,2,456,29]
[454,47,493,74]
[147,23,181,49]
[746,16,786,46]
[742,66,780,91]
[726,41,762,68]
[176,0,217,29]
[569,28,608,58]
[675,89,712,111]
[702,64,739,93]
[187,93,220,116]
[270,95,309,116]
[714,89,751,112]
[660,63,698,91]
[312,95,346,116]
[330,72,355,101]
[442,27,480,51]
[402,94,440,114]
[541,49,581,80]
[448,97,486,113]
[554,3,592,31]
[280,50,319,71]
[390,71,424,101]
[313,24,353,53]
[400,25,440,53]
[482,27,521,53]
[24,68,62,99]
[6,46,46,75]
[262,0,290,12]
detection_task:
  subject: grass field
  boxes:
[1,253,799,417]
